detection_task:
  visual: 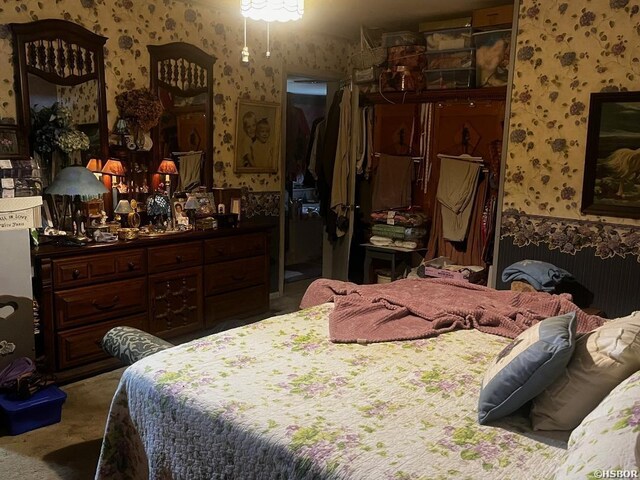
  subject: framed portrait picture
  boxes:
[234,99,280,174]
[0,125,26,159]
[581,91,640,219]
[171,198,190,226]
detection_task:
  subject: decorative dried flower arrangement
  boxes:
[115,88,163,132]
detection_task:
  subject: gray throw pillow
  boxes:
[478,312,577,425]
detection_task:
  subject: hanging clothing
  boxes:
[317,89,343,240]
[436,157,481,242]
[177,152,203,190]
[371,154,414,211]
[305,117,325,181]
[331,87,352,238]
[285,103,310,182]
[355,107,367,175]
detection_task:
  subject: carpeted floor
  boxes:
[0,278,315,480]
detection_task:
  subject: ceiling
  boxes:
[197,0,514,40]
[299,0,513,39]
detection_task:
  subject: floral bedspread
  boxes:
[96,303,568,480]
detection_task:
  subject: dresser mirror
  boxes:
[148,43,216,189]
[10,19,109,184]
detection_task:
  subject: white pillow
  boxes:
[556,369,640,479]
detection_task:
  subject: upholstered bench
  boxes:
[101,326,174,366]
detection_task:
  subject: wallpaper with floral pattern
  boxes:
[0,0,354,191]
[502,0,640,257]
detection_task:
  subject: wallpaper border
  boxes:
[500,211,640,262]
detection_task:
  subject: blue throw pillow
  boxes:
[478,311,577,425]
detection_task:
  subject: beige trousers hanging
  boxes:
[436,157,481,242]
[177,153,203,190]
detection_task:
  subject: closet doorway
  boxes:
[280,73,339,295]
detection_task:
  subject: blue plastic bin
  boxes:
[0,386,67,435]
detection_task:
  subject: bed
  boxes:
[95,284,581,480]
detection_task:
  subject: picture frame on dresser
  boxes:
[0,124,26,158]
[234,99,280,174]
[581,91,640,219]
[172,199,190,226]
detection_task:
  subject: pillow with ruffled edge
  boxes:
[531,311,640,431]
[556,370,640,479]
[478,311,577,425]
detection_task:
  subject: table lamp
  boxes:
[184,194,199,225]
[86,158,102,178]
[45,165,108,235]
[114,199,133,225]
[157,158,178,197]
[101,158,127,209]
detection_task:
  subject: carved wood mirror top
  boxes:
[148,43,216,189]
[10,19,109,177]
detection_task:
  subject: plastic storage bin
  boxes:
[424,27,473,51]
[0,385,67,435]
[424,68,474,90]
[473,29,511,87]
[426,48,475,70]
[382,31,426,47]
[381,66,423,92]
[387,45,426,69]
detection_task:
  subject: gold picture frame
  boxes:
[234,99,280,174]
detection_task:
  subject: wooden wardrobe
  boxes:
[365,87,506,269]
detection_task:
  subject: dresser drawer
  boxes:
[204,284,269,328]
[204,233,265,263]
[149,267,203,338]
[54,278,147,329]
[53,249,146,288]
[148,241,203,273]
[204,256,266,296]
[56,314,148,370]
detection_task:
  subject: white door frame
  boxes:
[278,66,344,297]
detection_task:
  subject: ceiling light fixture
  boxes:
[240,0,304,63]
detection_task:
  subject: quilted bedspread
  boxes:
[95,303,568,480]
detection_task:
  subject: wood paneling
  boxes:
[496,237,640,318]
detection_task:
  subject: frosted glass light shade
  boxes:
[114,199,133,214]
[241,0,304,22]
[45,165,108,197]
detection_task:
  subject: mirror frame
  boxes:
[148,42,216,188]
[10,19,109,162]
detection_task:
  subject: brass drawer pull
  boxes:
[91,296,120,311]
[127,261,136,271]
[72,269,81,279]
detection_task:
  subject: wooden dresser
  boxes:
[32,226,270,383]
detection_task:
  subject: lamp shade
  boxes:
[241,0,304,22]
[86,158,102,173]
[157,159,178,175]
[45,165,108,197]
[184,195,199,210]
[114,199,133,214]
[101,158,126,176]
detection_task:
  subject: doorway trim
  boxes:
[279,66,344,297]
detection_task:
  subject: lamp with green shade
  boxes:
[45,165,108,235]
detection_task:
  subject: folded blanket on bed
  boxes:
[300,278,604,343]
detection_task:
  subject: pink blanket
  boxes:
[300,278,605,343]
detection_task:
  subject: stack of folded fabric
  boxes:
[369,209,428,249]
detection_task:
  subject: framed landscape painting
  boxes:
[234,99,280,174]
[581,91,640,219]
